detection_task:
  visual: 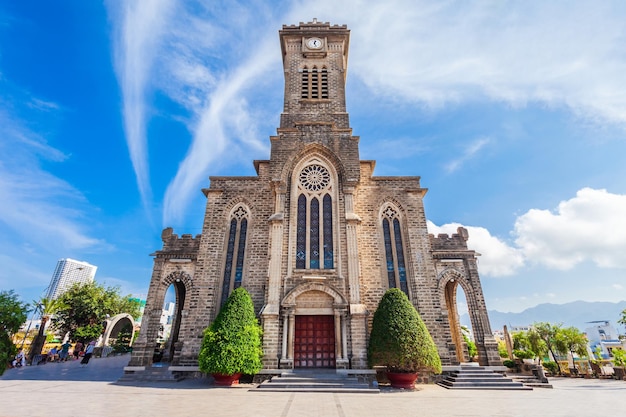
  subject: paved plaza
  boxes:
[1,355,625,417]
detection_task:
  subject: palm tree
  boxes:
[27,297,62,363]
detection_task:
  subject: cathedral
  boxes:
[128,20,501,374]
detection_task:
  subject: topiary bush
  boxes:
[198,288,263,376]
[368,288,442,374]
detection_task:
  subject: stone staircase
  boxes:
[255,370,380,393]
[117,364,185,383]
[437,366,532,390]
[508,374,553,389]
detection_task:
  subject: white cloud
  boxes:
[514,188,626,270]
[430,188,626,278]
[613,284,624,291]
[427,221,524,277]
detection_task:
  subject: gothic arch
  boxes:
[102,313,135,347]
[159,270,193,364]
[438,268,472,363]
[279,143,345,187]
[287,153,341,272]
[282,281,348,308]
[376,200,412,296]
[223,197,256,216]
[218,203,251,306]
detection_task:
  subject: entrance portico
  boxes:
[280,282,348,369]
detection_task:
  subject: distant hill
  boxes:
[460,300,626,333]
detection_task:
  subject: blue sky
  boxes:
[2,1,626,315]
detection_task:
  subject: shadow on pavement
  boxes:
[1,354,131,382]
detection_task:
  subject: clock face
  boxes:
[306,38,323,49]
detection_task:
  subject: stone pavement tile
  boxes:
[2,361,625,417]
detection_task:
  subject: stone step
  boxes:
[438,368,533,390]
[254,372,379,394]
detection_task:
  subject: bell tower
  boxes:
[278,19,351,130]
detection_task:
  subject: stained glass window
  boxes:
[221,219,238,307]
[394,218,408,295]
[295,164,334,270]
[296,194,307,269]
[221,207,249,307]
[310,198,320,268]
[382,207,409,296]
[323,194,333,268]
[383,218,396,289]
[234,218,247,289]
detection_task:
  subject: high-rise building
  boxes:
[45,258,97,300]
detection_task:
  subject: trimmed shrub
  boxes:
[503,359,516,369]
[368,288,442,374]
[198,288,263,376]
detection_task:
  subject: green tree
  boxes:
[533,322,564,374]
[619,309,626,329]
[198,288,263,378]
[28,297,62,362]
[556,326,588,369]
[368,288,442,374]
[112,324,134,354]
[0,290,29,375]
[53,282,141,343]
[461,325,478,360]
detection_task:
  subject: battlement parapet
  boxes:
[430,227,470,251]
[151,227,201,259]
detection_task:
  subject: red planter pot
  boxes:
[387,372,418,389]
[212,373,242,386]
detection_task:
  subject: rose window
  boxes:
[299,165,330,191]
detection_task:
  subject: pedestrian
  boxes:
[59,341,72,362]
[73,341,83,360]
[12,349,25,367]
[48,346,59,362]
[80,341,96,366]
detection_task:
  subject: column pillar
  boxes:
[343,187,362,304]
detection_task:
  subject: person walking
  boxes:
[80,341,95,366]
[73,341,83,360]
[59,341,72,362]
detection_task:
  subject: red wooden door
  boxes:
[294,315,335,368]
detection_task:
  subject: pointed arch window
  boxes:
[295,164,334,269]
[301,66,328,99]
[221,206,249,306]
[382,206,408,295]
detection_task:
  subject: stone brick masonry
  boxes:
[128,20,501,373]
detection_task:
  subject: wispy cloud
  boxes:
[110,1,626,227]
[110,0,175,214]
[0,103,105,252]
[444,136,490,173]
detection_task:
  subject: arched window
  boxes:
[220,205,249,306]
[301,66,328,99]
[381,205,408,295]
[295,164,334,269]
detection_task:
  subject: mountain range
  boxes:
[461,300,626,333]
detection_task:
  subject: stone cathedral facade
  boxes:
[129,20,501,373]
